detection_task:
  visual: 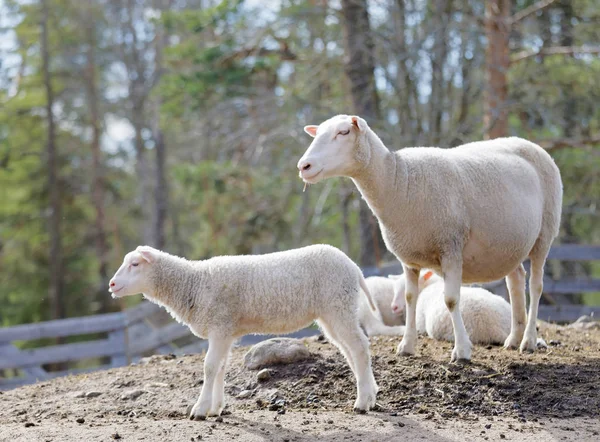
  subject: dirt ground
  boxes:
[1,321,599,442]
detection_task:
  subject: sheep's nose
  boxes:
[110,280,116,287]
[297,160,311,172]
[391,304,400,314]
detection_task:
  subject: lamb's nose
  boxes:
[110,281,116,287]
[391,304,399,313]
[298,160,311,172]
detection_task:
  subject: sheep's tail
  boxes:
[359,273,377,312]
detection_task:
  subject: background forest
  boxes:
[1,0,599,327]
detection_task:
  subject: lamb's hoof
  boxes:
[353,407,367,414]
[536,338,548,349]
[190,402,211,420]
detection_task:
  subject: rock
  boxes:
[215,416,223,423]
[111,433,122,440]
[243,338,311,370]
[76,417,85,424]
[120,389,145,400]
[85,391,103,398]
[24,422,35,428]
[237,390,253,399]
[257,369,273,382]
[73,391,86,398]
[138,354,176,365]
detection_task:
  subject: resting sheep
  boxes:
[298,115,562,361]
[390,272,512,344]
[108,244,379,418]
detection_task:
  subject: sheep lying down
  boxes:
[108,244,379,419]
[362,271,518,345]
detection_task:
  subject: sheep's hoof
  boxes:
[503,334,521,350]
[190,414,206,421]
[450,346,471,363]
[396,341,415,356]
[519,336,538,353]
[353,407,367,414]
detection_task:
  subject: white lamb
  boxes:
[392,272,512,344]
[358,276,406,336]
[298,115,562,361]
[108,244,379,419]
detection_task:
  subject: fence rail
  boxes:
[1,244,599,391]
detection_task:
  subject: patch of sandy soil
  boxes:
[1,322,599,442]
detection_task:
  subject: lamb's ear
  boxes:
[350,116,368,132]
[136,246,157,263]
[421,270,434,282]
[304,125,318,137]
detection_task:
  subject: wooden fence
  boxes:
[1,244,599,390]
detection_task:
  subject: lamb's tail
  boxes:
[359,273,377,312]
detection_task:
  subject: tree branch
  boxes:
[539,137,600,151]
[510,0,556,25]
[511,46,600,65]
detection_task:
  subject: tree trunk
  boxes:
[394,0,415,142]
[41,0,65,321]
[152,1,168,250]
[484,0,510,139]
[340,0,383,267]
[84,11,109,312]
[429,0,452,144]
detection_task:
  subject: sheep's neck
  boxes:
[351,131,405,220]
[145,256,207,326]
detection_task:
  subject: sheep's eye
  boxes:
[339,129,350,136]
[132,262,139,267]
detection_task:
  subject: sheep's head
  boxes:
[297,114,370,184]
[108,246,158,298]
[390,270,440,313]
[389,274,407,316]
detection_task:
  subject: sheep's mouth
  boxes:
[299,168,323,183]
[109,286,125,298]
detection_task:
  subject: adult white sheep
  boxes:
[297,115,562,362]
[108,244,379,419]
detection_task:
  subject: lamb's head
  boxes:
[390,270,441,313]
[109,246,159,298]
[297,114,371,183]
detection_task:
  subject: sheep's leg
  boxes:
[365,322,406,337]
[520,255,545,353]
[190,335,234,420]
[396,266,420,356]
[441,257,472,362]
[322,316,378,412]
[319,321,357,375]
[210,339,234,416]
[504,264,527,349]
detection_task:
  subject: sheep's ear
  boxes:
[422,270,434,282]
[350,116,368,132]
[304,125,318,137]
[136,246,157,263]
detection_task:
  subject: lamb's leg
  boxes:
[319,321,357,375]
[190,335,234,420]
[520,255,545,353]
[210,338,234,416]
[365,322,406,336]
[504,264,527,349]
[441,256,472,362]
[396,266,420,356]
[321,316,378,412]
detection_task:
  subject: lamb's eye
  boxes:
[339,129,350,136]
[132,262,139,267]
